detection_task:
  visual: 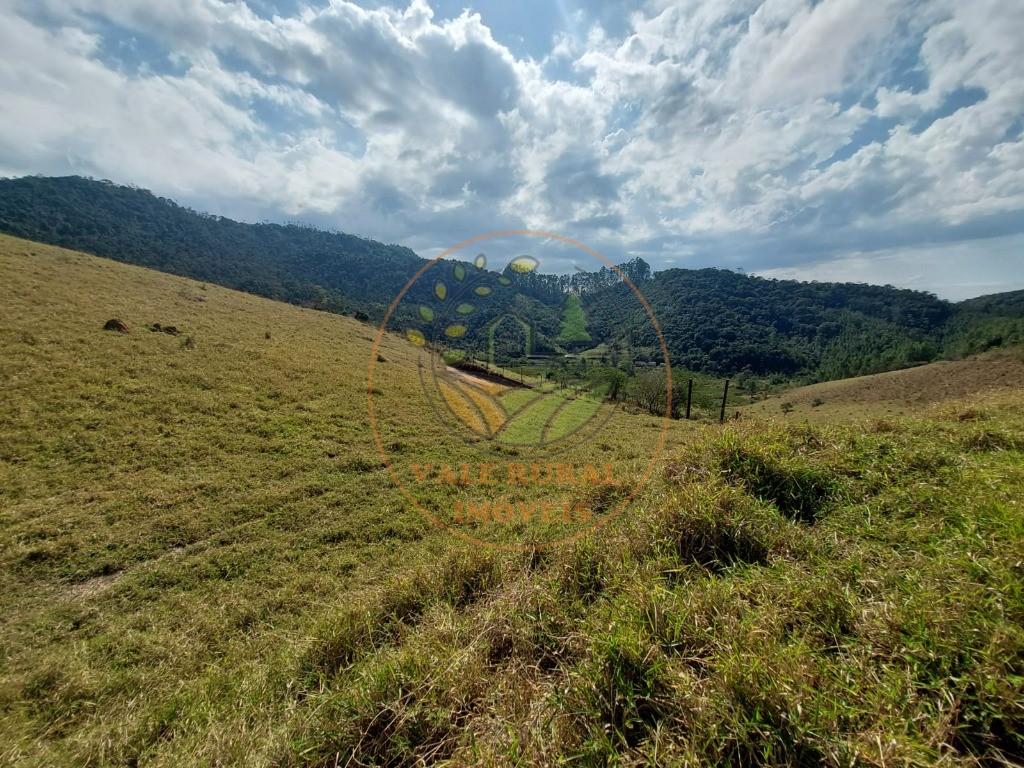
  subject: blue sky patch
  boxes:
[912,86,988,134]
[88,15,189,77]
[817,116,899,170]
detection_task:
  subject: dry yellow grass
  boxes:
[452,379,508,434]
[433,377,487,435]
[0,233,463,765]
[743,349,1024,424]
[0,233,685,766]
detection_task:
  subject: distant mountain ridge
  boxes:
[0,175,1020,381]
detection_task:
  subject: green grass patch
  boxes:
[543,396,604,443]
[497,390,571,445]
[498,387,543,416]
[557,293,592,346]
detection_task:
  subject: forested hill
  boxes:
[585,268,966,380]
[0,174,424,317]
[958,289,1024,317]
[0,174,1020,382]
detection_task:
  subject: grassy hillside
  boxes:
[0,234,675,765]
[557,294,592,347]
[0,233,449,765]
[0,176,568,363]
[0,175,425,317]
[2,234,1023,766]
[288,402,1024,766]
[744,349,1024,423]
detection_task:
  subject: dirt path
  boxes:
[445,365,508,394]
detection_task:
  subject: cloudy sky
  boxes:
[1,0,1022,299]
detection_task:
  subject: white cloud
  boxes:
[756,233,1024,301]
[0,0,1021,296]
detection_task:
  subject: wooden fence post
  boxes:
[719,379,730,424]
[686,379,693,420]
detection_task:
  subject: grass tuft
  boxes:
[714,434,840,524]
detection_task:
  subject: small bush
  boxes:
[639,482,782,571]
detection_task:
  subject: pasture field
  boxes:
[0,235,673,765]
[290,394,1024,767]
[1,233,1023,766]
[542,395,606,443]
[744,350,1024,423]
[496,390,572,445]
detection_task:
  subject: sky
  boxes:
[0,0,1022,300]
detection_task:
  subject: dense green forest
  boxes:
[1,175,1021,382]
[585,268,968,380]
[0,175,426,317]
